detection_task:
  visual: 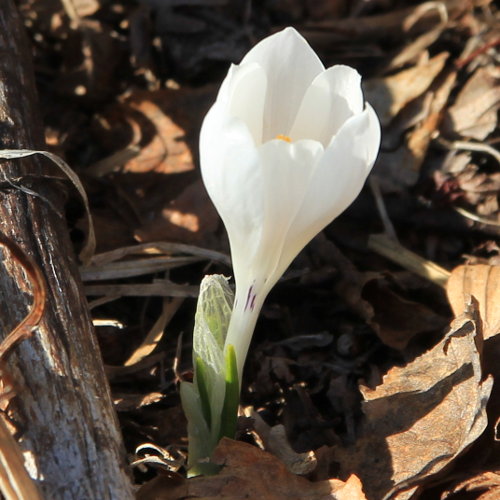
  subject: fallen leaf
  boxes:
[373,68,456,194]
[447,264,500,339]
[330,300,493,499]
[137,438,367,500]
[388,26,444,70]
[364,52,448,127]
[251,416,318,475]
[134,179,220,245]
[444,65,500,140]
[441,470,500,499]
[407,69,457,171]
[302,1,468,42]
[94,86,214,175]
[362,276,448,350]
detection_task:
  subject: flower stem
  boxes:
[219,344,239,439]
[224,283,268,383]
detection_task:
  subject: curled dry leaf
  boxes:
[441,470,500,500]
[444,66,500,140]
[364,52,448,127]
[95,87,213,176]
[369,56,454,194]
[251,412,318,475]
[447,264,500,340]
[407,69,457,171]
[331,300,493,500]
[137,438,367,500]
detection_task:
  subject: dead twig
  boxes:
[0,232,46,360]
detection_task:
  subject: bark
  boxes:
[0,2,134,499]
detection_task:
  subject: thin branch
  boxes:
[0,232,46,360]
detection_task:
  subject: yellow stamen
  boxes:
[275,134,292,143]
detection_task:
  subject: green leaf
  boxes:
[195,356,212,429]
[193,275,233,359]
[180,381,221,477]
[219,344,240,440]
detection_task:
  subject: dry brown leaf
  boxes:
[373,68,456,194]
[135,179,220,245]
[122,95,194,175]
[407,69,457,170]
[95,87,213,176]
[444,66,500,140]
[251,413,318,475]
[441,470,500,499]
[388,27,444,70]
[331,300,493,500]
[362,276,448,350]
[303,0,468,42]
[447,264,500,339]
[364,52,448,127]
[137,438,367,500]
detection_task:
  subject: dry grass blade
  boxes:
[84,282,199,297]
[81,256,202,281]
[0,149,95,263]
[124,297,184,366]
[90,242,230,267]
[0,417,43,500]
[85,146,140,177]
[368,233,451,287]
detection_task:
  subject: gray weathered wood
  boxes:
[0,2,134,498]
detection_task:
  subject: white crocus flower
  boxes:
[200,27,381,379]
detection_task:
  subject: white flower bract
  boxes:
[200,27,381,376]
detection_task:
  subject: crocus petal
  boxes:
[273,103,380,278]
[290,65,364,146]
[215,62,267,145]
[241,27,324,142]
[200,107,264,268]
[236,139,324,290]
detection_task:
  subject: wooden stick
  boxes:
[0,2,133,498]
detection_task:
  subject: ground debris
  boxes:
[14,0,500,497]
